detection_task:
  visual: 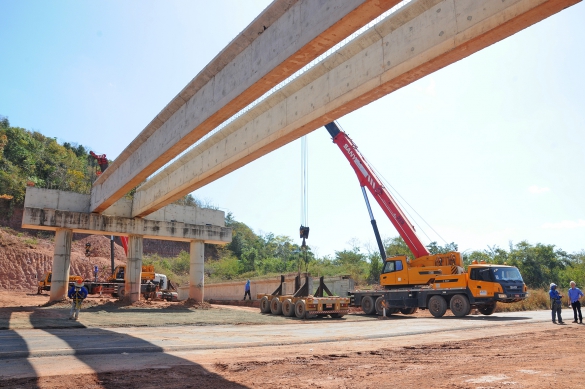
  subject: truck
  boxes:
[325,121,527,318]
[84,264,177,301]
[37,272,83,294]
[38,265,177,301]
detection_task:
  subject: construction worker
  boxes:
[67,280,88,320]
[568,281,583,324]
[549,283,564,324]
[243,279,251,300]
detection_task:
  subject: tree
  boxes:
[383,236,413,258]
[368,252,383,284]
[427,241,458,254]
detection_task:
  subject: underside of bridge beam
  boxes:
[23,188,231,244]
[90,0,405,214]
[132,0,580,217]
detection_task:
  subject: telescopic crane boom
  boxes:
[325,122,430,259]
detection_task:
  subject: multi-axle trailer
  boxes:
[258,275,350,319]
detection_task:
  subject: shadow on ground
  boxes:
[0,307,249,388]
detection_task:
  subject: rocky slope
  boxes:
[0,229,126,291]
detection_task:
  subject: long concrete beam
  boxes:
[132,0,580,217]
[89,0,405,214]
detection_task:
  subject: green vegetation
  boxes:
[0,116,95,206]
[2,117,584,306]
[141,210,585,294]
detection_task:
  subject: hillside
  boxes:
[0,228,126,291]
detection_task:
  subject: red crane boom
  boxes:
[325,122,430,259]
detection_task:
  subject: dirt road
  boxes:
[1,300,584,388]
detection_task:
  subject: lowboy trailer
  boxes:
[258,275,350,319]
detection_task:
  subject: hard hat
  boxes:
[550,283,557,288]
[75,280,84,287]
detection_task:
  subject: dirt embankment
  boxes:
[0,229,126,291]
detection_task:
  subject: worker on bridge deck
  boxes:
[68,280,88,320]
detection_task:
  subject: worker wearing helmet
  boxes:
[67,280,88,320]
[549,283,564,324]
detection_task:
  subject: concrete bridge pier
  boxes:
[125,235,143,302]
[49,228,73,302]
[189,240,205,302]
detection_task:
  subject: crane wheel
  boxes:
[270,297,283,315]
[400,307,418,315]
[449,294,471,317]
[295,300,307,319]
[259,296,271,313]
[282,299,296,317]
[375,296,388,316]
[117,287,126,300]
[478,302,497,316]
[429,295,447,318]
[329,313,345,318]
[361,296,376,315]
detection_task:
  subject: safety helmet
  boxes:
[75,280,84,288]
[550,283,557,289]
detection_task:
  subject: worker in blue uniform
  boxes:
[549,283,564,324]
[68,280,88,320]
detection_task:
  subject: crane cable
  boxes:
[299,135,310,273]
[361,152,449,246]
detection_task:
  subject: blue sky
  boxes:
[2,0,584,257]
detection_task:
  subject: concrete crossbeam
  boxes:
[22,207,230,244]
[89,0,404,214]
[133,0,580,216]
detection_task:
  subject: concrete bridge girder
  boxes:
[89,0,405,214]
[132,0,580,216]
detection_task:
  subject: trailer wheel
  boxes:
[400,307,418,315]
[429,295,447,318]
[282,299,296,317]
[478,302,497,316]
[270,297,283,315]
[449,294,471,317]
[361,296,376,315]
[295,300,307,319]
[259,296,271,313]
[375,296,389,316]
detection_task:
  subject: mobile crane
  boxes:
[325,121,527,318]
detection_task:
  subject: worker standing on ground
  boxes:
[243,279,251,300]
[68,280,88,320]
[568,281,583,324]
[549,283,564,324]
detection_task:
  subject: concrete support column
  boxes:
[125,235,143,302]
[49,228,73,302]
[189,240,205,302]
